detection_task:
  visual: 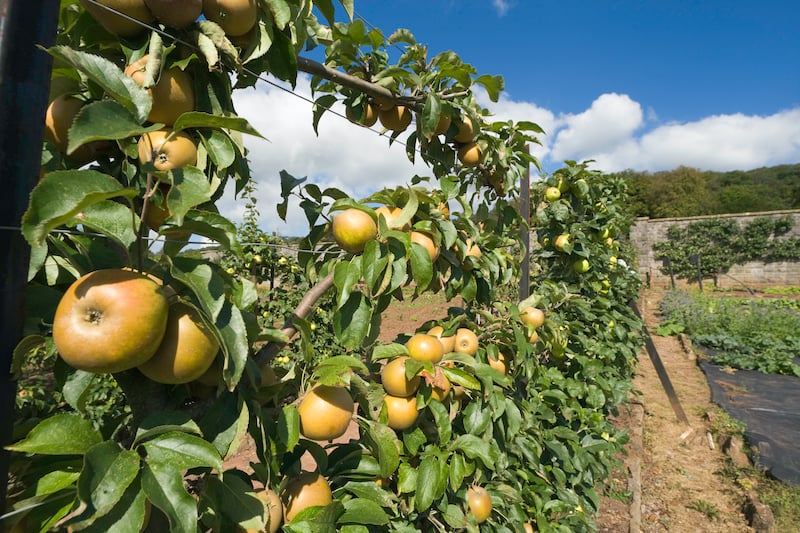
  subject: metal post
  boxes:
[518,145,531,301]
[0,0,60,512]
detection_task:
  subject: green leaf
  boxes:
[166,210,241,254]
[170,257,226,321]
[339,498,390,526]
[278,170,307,221]
[361,241,389,294]
[62,370,99,414]
[409,242,433,292]
[312,94,338,135]
[371,342,408,362]
[279,404,301,452]
[46,46,151,123]
[33,469,81,497]
[462,400,492,435]
[419,94,442,138]
[402,428,427,456]
[77,200,139,250]
[22,170,137,246]
[198,394,250,460]
[76,441,140,520]
[158,166,214,226]
[427,399,452,444]
[338,0,354,20]
[360,421,401,479]
[7,413,102,455]
[414,454,443,511]
[396,462,417,495]
[292,314,314,363]
[336,256,365,309]
[448,452,467,491]
[141,431,223,473]
[195,20,240,66]
[173,111,265,138]
[266,28,298,85]
[215,301,250,389]
[266,0,291,29]
[206,474,266,530]
[387,28,415,45]
[334,292,372,349]
[141,461,197,533]
[200,128,237,169]
[314,0,336,25]
[313,356,368,386]
[451,435,497,468]
[75,477,148,533]
[440,366,481,390]
[340,481,396,509]
[135,411,203,447]
[474,74,504,102]
[195,29,220,68]
[68,100,159,154]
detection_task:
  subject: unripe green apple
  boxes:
[544,187,561,202]
[573,258,591,273]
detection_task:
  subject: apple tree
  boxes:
[4,1,643,532]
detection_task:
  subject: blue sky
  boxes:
[224,0,800,235]
[352,0,798,122]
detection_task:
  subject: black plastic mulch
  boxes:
[696,347,800,486]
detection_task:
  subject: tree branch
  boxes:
[254,271,336,366]
[297,56,421,108]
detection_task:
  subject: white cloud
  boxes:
[492,0,515,17]
[222,75,430,236]
[220,77,800,236]
[550,93,644,162]
[624,110,800,172]
[549,99,800,173]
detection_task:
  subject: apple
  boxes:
[137,302,220,384]
[52,269,169,373]
[573,258,591,273]
[331,208,378,254]
[544,187,561,202]
[554,234,571,251]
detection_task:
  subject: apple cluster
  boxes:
[52,268,219,384]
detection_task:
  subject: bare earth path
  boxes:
[597,289,754,532]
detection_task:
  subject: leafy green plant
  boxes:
[658,291,800,375]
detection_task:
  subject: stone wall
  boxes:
[630,210,800,289]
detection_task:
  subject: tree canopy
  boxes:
[622,164,800,218]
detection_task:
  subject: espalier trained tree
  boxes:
[5,1,643,532]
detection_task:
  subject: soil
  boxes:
[225,289,766,532]
[596,289,755,533]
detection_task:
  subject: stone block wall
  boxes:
[630,210,800,289]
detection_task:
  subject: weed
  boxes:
[688,499,720,520]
